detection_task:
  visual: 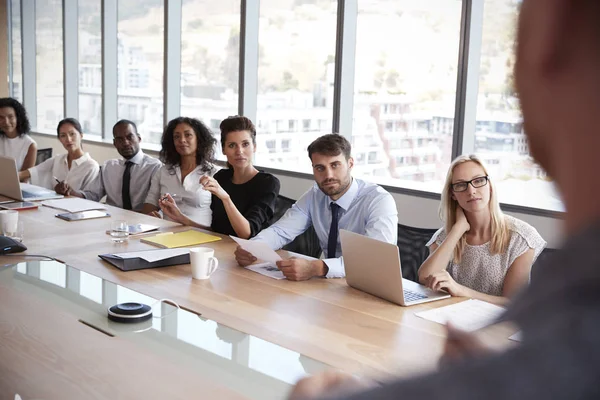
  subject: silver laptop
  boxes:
[0,156,64,201]
[340,229,450,306]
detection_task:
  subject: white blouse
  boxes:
[0,134,36,170]
[145,164,215,227]
[28,153,100,191]
[426,215,547,296]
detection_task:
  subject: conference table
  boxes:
[0,198,517,399]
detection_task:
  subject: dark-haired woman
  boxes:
[18,118,99,195]
[0,97,38,171]
[142,117,217,227]
[159,116,280,239]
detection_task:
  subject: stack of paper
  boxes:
[415,299,506,332]
[42,198,106,212]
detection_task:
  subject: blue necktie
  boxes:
[327,203,340,258]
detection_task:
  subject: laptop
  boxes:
[0,156,64,201]
[340,229,450,306]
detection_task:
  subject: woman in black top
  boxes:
[201,115,279,238]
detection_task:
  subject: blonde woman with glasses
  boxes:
[418,155,546,306]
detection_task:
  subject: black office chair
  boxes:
[530,247,557,282]
[35,148,53,165]
[270,195,322,259]
[397,223,439,283]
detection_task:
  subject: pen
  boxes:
[53,176,61,184]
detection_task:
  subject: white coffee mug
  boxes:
[190,247,219,280]
[0,210,18,236]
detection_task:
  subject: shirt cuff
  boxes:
[323,257,345,278]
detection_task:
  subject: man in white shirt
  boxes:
[71,120,162,211]
[235,134,398,280]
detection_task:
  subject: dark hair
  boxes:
[160,117,216,173]
[113,119,138,136]
[219,115,257,148]
[0,97,31,137]
[307,133,352,160]
[57,118,83,137]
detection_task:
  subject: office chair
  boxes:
[271,195,322,259]
[35,148,53,165]
[530,247,557,282]
[396,223,439,283]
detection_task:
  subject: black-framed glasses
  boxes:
[451,176,489,192]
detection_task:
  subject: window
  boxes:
[10,0,23,101]
[468,0,562,211]
[78,0,102,138]
[352,0,463,192]
[281,139,291,153]
[36,0,64,131]
[266,140,276,154]
[255,0,337,172]
[117,1,164,144]
[180,0,240,142]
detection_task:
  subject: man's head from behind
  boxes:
[113,120,141,159]
[516,0,600,179]
[307,134,354,200]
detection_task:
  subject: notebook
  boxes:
[41,198,106,213]
[140,229,222,248]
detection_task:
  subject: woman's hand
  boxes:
[454,206,471,234]
[159,193,185,223]
[54,181,72,196]
[425,270,468,297]
[199,175,229,201]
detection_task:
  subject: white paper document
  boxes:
[415,299,506,332]
[509,331,523,342]
[246,262,287,280]
[230,236,282,263]
[229,236,289,279]
[42,198,106,213]
[112,248,189,263]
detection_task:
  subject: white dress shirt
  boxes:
[82,150,162,211]
[145,164,215,227]
[28,152,99,191]
[253,178,398,278]
[0,134,36,170]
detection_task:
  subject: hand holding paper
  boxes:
[230,236,282,263]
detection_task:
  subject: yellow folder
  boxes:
[140,229,222,249]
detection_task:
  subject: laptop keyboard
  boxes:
[403,289,428,302]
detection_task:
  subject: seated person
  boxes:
[0,97,37,171]
[160,115,280,238]
[142,117,216,227]
[69,120,162,211]
[235,134,398,281]
[418,155,546,306]
[19,118,99,195]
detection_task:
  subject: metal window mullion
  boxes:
[451,0,484,158]
[20,0,36,127]
[164,0,181,125]
[7,0,14,98]
[101,0,117,139]
[332,0,357,138]
[63,0,78,118]
[238,0,259,120]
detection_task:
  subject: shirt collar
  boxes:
[330,178,358,211]
[71,152,91,166]
[124,150,144,165]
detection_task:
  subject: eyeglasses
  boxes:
[451,176,489,192]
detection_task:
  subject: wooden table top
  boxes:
[0,199,515,382]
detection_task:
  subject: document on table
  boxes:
[41,198,106,212]
[415,299,506,332]
[112,248,190,262]
[509,331,523,342]
[230,236,286,279]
